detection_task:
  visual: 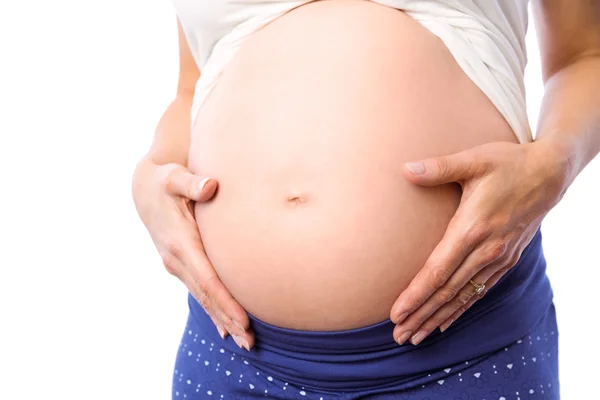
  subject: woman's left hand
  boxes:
[390,139,571,346]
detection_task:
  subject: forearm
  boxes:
[142,93,194,166]
[534,54,600,186]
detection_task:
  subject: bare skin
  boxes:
[187,1,517,330]
[390,0,600,345]
[132,0,600,351]
[132,20,253,350]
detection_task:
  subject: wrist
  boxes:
[133,155,156,177]
[531,134,580,198]
[131,157,156,195]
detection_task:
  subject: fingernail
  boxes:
[397,331,412,346]
[198,177,210,191]
[233,335,249,351]
[232,319,246,333]
[217,326,227,339]
[411,330,428,345]
[406,162,426,175]
[395,312,409,325]
[440,319,454,333]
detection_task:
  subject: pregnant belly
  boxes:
[188,0,518,330]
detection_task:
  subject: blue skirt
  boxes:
[172,230,559,399]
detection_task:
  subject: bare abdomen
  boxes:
[188,0,517,330]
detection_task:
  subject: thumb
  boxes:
[163,165,218,202]
[404,150,477,186]
[194,176,218,202]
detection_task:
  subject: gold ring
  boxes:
[469,279,486,295]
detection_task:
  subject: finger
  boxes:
[207,308,230,340]
[404,148,488,187]
[390,216,488,324]
[438,267,506,332]
[213,307,255,351]
[404,266,498,344]
[437,248,519,332]
[179,236,253,348]
[186,251,251,331]
[393,236,506,339]
[162,252,230,339]
[392,244,498,345]
[166,226,254,348]
[162,164,218,202]
[438,287,485,333]
[435,235,527,333]
[391,277,484,345]
[396,239,510,344]
[185,271,248,344]
[186,265,253,347]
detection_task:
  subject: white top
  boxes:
[172,0,532,143]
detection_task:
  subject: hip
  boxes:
[174,269,557,398]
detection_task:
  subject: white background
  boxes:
[1,1,598,399]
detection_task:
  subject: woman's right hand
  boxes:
[131,159,254,350]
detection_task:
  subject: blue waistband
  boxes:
[188,228,553,391]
